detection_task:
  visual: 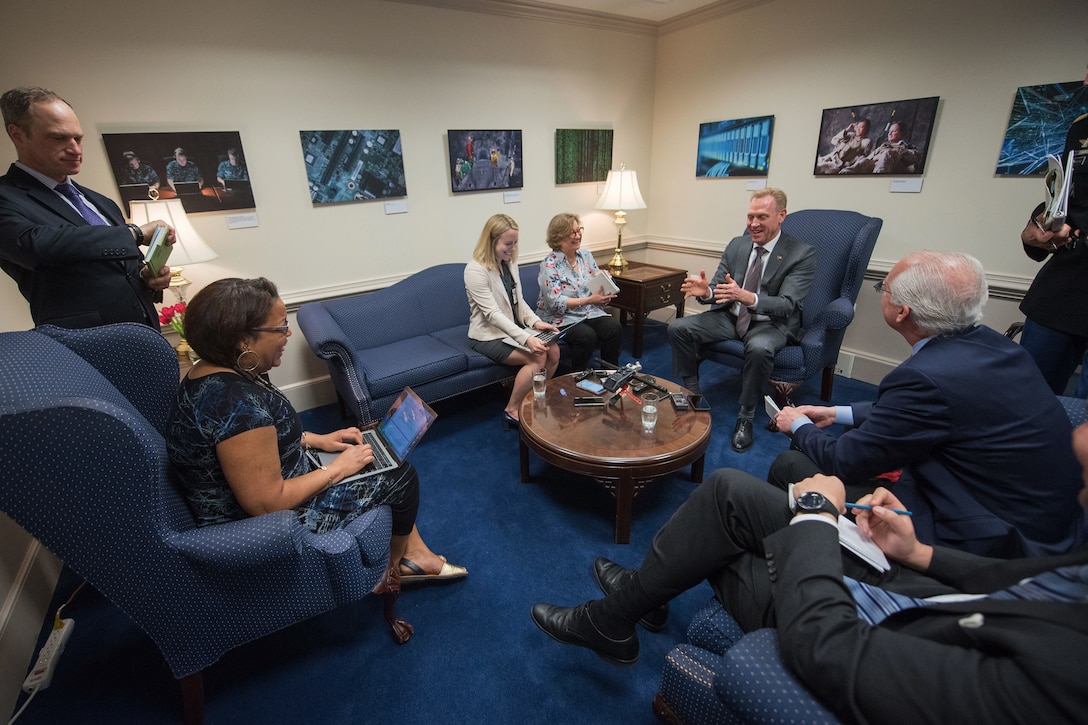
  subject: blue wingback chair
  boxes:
[0,324,392,724]
[700,209,882,403]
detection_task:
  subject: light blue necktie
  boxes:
[55,182,107,225]
[845,564,1088,626]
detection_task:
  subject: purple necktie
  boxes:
[735,246,765,338]
[55,182,107,226]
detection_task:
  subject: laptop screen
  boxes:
[378,387,437,460]
[173,181,201,195]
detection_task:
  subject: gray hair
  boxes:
[890,251,987,336]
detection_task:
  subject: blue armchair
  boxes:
[0,324,393,724]
[700,209,882,403]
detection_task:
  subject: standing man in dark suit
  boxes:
[1017,65,1088,397]
[531,415,1088,722]
[771,250,1087,558]
[0,86,174,329]
[668,188,817,452]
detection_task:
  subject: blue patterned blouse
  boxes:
[168,372,411,534]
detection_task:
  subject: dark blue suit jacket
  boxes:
[792,324,1088,557]
[0,164,159,328]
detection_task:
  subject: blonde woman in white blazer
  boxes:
[465,214,560,429]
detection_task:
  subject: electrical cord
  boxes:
[8,579,87,725]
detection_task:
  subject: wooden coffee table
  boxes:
[518,373,712,543]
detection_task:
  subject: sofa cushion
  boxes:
[429,325,504,371]
[357,336,468,399]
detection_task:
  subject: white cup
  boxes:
[641,392,659,431]
[532,368,547,398]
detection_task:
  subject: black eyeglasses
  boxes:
[251,324,289,334]
[873,279,890,294]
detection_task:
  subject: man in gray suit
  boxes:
[668,188,817,452]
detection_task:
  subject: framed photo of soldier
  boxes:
[813,97,939,176]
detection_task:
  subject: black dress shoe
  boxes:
[731,418,754,452]
[592,557,669,632]
[501,411,520,430]
[530,602,639,665]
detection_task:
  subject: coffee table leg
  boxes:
[613,473,634,544]
[691,454,705,483]
[519,437,530,482]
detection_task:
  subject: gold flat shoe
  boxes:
[399,557,468,584]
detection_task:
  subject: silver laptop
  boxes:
[502,319,581,352]
[309,387,436,482]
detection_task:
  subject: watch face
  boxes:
[797,491,824,510]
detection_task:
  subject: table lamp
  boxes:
[128,198,218,303]
[595,163,647,274]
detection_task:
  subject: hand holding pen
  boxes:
[853,487,934,570]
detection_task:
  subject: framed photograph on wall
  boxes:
[101,131,253,215]
[299,130,407,204]
[996,80,1088,175]
[447,130,522,193]
[696,115,774,177]
[813,96,939,176]
[555,129,613,184]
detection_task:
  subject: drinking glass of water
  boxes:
[532,368,547,398]
[641,392,659,431]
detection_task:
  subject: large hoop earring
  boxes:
[236,347,260,373]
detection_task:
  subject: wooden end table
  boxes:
[610,262,688,357]
[518,373,711,544]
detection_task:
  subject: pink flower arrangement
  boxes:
[159,302,187,338]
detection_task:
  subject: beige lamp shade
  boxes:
[128,198,218,266]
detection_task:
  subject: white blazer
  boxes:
[464,259,540,343]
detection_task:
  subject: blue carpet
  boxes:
[12,320,876,724]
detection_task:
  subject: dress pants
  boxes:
[667,309,786,411]
[628,469,946,632]
[563,315,622,370]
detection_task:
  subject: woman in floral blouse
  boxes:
[537,213,621,371]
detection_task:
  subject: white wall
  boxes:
[2,0,1087,713]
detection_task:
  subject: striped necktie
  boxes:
[55,182,107,225]
[735,246,765,338]
[845,564,1088,626]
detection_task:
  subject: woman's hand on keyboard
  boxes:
[332,443,374,478]
[307,427,363,452]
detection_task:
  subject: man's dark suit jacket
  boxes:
[792,324,1087,558]
[0,164,159,328]
[766,520,1088,724]
[702,232,816,339]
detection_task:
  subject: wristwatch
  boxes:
[794,491,838,518]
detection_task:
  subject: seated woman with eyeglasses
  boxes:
[166,278,466,641]
[464,213,560,429]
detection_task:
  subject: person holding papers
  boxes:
[536,212,621,371]
[168,278,466,641]
[1017,65,1088,397]
[532,440,1088,722]
[0,86,174,328]
[770,250,1087,559]
[465,213,560,429]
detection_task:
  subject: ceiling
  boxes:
[387,0,771,34]
[530,0,731,23]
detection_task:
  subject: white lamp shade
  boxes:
[128,198,218,266]
[595,165,647,211]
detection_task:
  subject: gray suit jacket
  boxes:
[703,231,816,340]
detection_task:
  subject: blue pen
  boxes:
[845,502,913,516]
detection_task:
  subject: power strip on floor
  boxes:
[22,619,74,693]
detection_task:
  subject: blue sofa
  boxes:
[297,262,544,423]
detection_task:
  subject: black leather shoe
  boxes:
[731,418,754,452]
[530,602,639,665]
[592,557,669,632]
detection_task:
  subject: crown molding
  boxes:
[382,0,773,37]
